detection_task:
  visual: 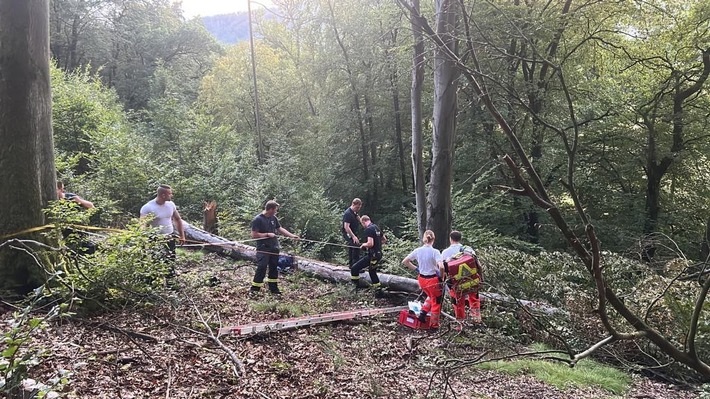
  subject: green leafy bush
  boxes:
[44,204,175,309]
[1,288,70,399]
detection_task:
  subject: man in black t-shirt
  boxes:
[351,215,387,292]
[250,200,300,295]
[342,198,363,268]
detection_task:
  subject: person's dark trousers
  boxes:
[347,239,360,268]
[62,228,96,255]
[252,250,281,293]
[162,238,177,277]
[145,234,177,280]
[164,239,177,261]
[350,251,382,286]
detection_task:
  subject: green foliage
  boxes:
[1,288,70,399]
[52,63,129,177]
[610,257,710,374]
[477,351,631,395]
[482,248,590,308]
[232,156,344,260]
[51,0,220,110]
[480,241,710,379]
[44,204,174,307]
[51,63,156,220]
[77,223,172,300]
[450,165,545,253]
[250,299,306,318]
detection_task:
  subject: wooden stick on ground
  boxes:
[184,294,246,376]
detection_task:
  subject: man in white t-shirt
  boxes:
[140,184,186,262]
[442,230,466,261]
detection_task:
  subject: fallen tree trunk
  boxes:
[184,225,564,315]
[184,224,419,292]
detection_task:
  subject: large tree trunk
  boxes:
[0,0,56,293]
[701,216,710,262]
[184,225,419,292]
[386,30,408,194]
[184,225,563,315]
[643,49,710,239]
[427,0,459,249]
[410,0,427,240]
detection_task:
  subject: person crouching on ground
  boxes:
[402,230,444,328]
[250,200,300,296]
[350,215,386,293]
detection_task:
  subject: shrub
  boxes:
[44,204,175,309]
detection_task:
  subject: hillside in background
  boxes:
[201,12,249,44]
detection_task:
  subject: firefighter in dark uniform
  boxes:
[350,215,386,292]
[342,198,363,268]
[250,200,300,295]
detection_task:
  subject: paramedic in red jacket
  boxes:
[442,231,482,323]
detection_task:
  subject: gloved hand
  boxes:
[450,296,457,305]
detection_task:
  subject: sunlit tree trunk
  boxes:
[0,0,56,292]
[409,0,427,240]
[390,67,408,193]
[426,0,459,249]
[701,216,710,262]
[642,49,710,253]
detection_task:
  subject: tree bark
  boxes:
[427,0,459,249]
[701,216,710,262]
[386,31,408,194]
[642,48,710,238]
[410,0,427,240]
[0,0,56,292]
[513,0,573,243]
[184,225,419,292]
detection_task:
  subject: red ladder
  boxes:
[218,306,406,336]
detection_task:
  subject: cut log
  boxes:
[184,224,419,292]
[183,225,564,316]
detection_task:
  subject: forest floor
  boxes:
[2,252,702,398]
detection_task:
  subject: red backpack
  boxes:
[445,252,482,294]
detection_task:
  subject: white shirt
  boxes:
[406,245,442,276]
[140,199,176,235]
[442,244,465,261]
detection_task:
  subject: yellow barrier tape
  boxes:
[1,224,311,257]
[67,224,126,234]
[0,223,125,241]
[0,224,56,240]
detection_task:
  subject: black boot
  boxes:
[351,278,367,290]
[249,285,261,298]
[418,310,428,324]
[371,283,386,298]
[268,282,282,295]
